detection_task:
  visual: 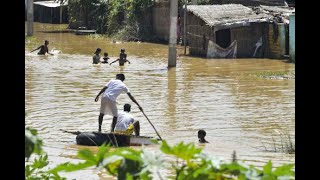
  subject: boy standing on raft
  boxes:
[94,74,143,132]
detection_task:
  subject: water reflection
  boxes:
[166,67,177,130]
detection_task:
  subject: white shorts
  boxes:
[100,97,118,117]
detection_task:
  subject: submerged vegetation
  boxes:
[25,36,40,49]
[26,127,295,179]
[85,33,109,40]
[250,71,295,79]
[261,129,295,154]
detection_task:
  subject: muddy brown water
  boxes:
[25,22,295,179]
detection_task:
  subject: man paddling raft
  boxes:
[95,73,143,132]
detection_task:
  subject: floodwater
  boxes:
[25,22,295,179]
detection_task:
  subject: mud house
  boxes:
[185,4,294,59]
[33,0,68,24]
[186,4,271,58]
[258,5,295,59]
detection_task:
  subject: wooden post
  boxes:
[27,0,33,36]
[168,0,178,68]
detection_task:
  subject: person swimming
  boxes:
[30,40,54,55]
[198,130,209,143]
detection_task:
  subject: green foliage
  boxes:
[67,0,154,40]
[161,140,202,161]
[25,36,41,49]
[25,127,43,160]
[68,0,108,33]
[51,140,295,179]
[102,148,145,179]
[25,154,67,180]
[25,125,294,179]
[106,0,154,39]
[196,0,217,5]
[273,164,295,177]
[25,127,66,179]
[106,0,125,35]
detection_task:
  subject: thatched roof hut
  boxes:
[187,4,271,32]
[221,0,291,6]
[185,4,294,58]
[33,0,68,24]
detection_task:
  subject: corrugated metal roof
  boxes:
[34,0,68,8]
[187,4,271,30]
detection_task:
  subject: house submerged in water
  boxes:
[33,0,68,24]
[185,4,294,59]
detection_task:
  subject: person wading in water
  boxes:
[31,40,54,55]
[198,130,209,143]
[92,48,102,64]
[109,49,131,66]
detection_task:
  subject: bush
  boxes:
[51,140,295,179]
[25,126,294,179]
[25,127,66,179]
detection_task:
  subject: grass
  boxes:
[261,129,295,154]
[85,34,109,40]
[25,36,41,49]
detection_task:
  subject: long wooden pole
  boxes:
[140,110,162,140]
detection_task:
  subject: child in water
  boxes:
[198,130,209,143]
[101,52,109,64]
[31,40,54,55]
[109,48,131,66]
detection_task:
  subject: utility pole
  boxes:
[183,0,187,55]
[27,0,33,36]
[60,6,63,24]
[59,0,64,24]
[168,0,178,68]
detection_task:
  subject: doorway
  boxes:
[216,29,231,48]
